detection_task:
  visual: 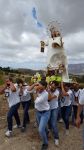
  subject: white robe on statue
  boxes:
[47,36,69,82]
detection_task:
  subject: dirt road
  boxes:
[0,112,83,150]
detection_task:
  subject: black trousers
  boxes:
[7,103,20,131]
[61,105,71,129]
[21,100,31,128]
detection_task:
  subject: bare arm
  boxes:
[76,104,83,128]
[27,83,39,91]
[10,82,16,92]
[77,104,83,118]
[48,93,57,101]
[61,82,69,96]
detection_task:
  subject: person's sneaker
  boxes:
[59,119,63,123]
[21,127,26,132]
[13,124,22,129]
[34,121,38,128]
[41,144,48,150]
[5,130,12,137]
[55,139,59,147]
[65,130,69,135]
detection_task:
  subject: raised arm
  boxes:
[10,82,16,92]
[27,83,39,91]
[61,82,69,96]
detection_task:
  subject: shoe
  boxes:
[21,127,26,132]
[41,144,48,150]
[59,119,63,123]
[5,130,12,137]
[13,124,22,129]
[34,122,38,128]
[65,130,69,135]
[55,139,59,146]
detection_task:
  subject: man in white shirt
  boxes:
[48,81,59,146]
[18,79,38,132]
[20,82,31,132]
[34,80,50,150]
[61,82,72,135]
[0,78,21,137]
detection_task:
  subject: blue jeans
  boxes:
[58,100,62,121]
[7,103,20,131]
[61,105,71,129]
[36,110,50,145]
[21,100,31,127]
[49,108,59,139]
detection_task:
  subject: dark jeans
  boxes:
[57,105,62,121]
[21,100,31,128]
[7,103,20,131]
[61,105,71,130]
[73,105,83,124]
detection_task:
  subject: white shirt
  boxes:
[49,89,59,109]
[72,89,81,106]
[79,89,84,105]
[21,86,31,102]
[35,90,50,111]
[61,89,72,107]
[5,84,20,108]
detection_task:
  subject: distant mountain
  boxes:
[18,68,44,76]
[18,64,84,75]
[68,63,84,75]
[0,64,84,76]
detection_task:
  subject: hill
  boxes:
[18,63,84,75]
[68,63,84,75]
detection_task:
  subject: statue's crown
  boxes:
[47,21,62,36]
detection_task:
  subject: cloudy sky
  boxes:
[0,0,84,70]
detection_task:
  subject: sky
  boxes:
[0,0,84,70]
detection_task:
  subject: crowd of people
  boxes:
[0,77,84,150]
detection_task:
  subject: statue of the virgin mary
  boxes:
[40,21,69,82]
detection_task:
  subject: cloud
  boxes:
[0,0,84,69]
[64,31,84,63]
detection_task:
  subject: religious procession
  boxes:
[0,21,84,150]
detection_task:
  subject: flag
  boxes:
[32,7,43,28]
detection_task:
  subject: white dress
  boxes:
[47,36,69,82]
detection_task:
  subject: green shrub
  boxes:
[0,79,4,85]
